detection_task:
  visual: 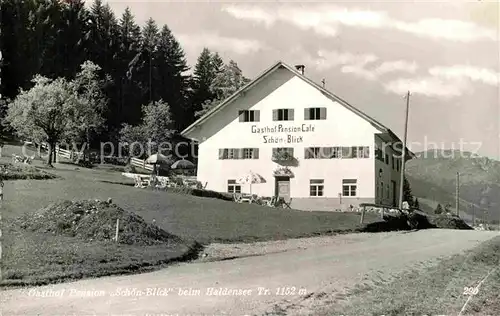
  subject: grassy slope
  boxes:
[1,161,380,244]
[320,236,500,316]
[1,141,382,285]
[407,150,500,224]
[1,224,198,287]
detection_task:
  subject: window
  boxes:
[304,107,327,120]
[273,109,294,121]
[305,147,320,159]
[310,179,324,197]
[341,147,355,158]
[385,154,389,165]
[359,146,370,158]
[238,110,260,122]
[342,179,357,197]
[228,149,238,159]
[331,147,341,158]
[243,148,259,159]
[392,156,395,169]
[381,181,384,198]
[386,184,390,199]
[396,158,400,171]
[219,148,259,159]
[227,180,241,194]
[305,147,340,159]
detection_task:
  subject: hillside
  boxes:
[406,150,500,224]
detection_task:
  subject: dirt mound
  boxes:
[17,200,184,245]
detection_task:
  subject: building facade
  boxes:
[181,61,414,211]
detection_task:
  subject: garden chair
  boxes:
[240,193,252,203]
[233,193,243,203]
[281,197,293,209]
[134,175,147,188]
[155,178,169,190]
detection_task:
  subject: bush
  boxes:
[0,163,57,180]
[163,186,233,201]
[124,164,136,173]
[435,204,443,214]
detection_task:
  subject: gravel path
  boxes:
[2,229,497,316]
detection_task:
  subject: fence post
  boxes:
[360,206,365,224]
[114,218,120,242]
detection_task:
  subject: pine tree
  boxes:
[57,0,90,78]
[195,60,250,118]
[137,18,160,104]
[155,25,190,131]
[189,48,218,121]
[403,176,414,205]
[414,197,420,210]
[117,7,142,126]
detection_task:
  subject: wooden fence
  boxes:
[37,143,83,161]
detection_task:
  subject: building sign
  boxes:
[251,124,315,144]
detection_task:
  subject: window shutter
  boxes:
[237,148,243,159]
[304,108,310,120]
[254,110,260,122]
[272,109,278,121]
[322,147,332,159]
[304,147,311,159]
[253,148,259,159]
[238,110,245,122]
[218,149,224,159]
[320,107,327,119]
[289,109,294,120]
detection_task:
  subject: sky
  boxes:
[104,0,500,159]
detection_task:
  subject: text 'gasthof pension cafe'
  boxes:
[181,61,415,211]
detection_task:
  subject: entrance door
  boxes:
[391,181,397,206]
[275,177,290,200]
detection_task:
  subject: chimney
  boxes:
[295,64,305,75]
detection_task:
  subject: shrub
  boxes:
[124,164,136,173]
[435,204,443,214]
[164,186,233,201]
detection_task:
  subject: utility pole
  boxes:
[472,204,475,227]
[456,172,460,216]
[398,91,411,210]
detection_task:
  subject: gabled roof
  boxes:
[181,60,415,159]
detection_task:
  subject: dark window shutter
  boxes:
[253,148,259,159]
[239,110,245,122]
[272,109,278,121]
[254,110,260,122]
[289,109,294,121]
[320,107,327,119]
[304,108,310,120]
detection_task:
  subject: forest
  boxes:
[0,0,250,161]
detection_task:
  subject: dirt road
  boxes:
[1,229,497,316]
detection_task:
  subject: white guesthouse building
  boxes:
[181,61,415,211]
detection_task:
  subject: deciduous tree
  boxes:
[6,76,79,166]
